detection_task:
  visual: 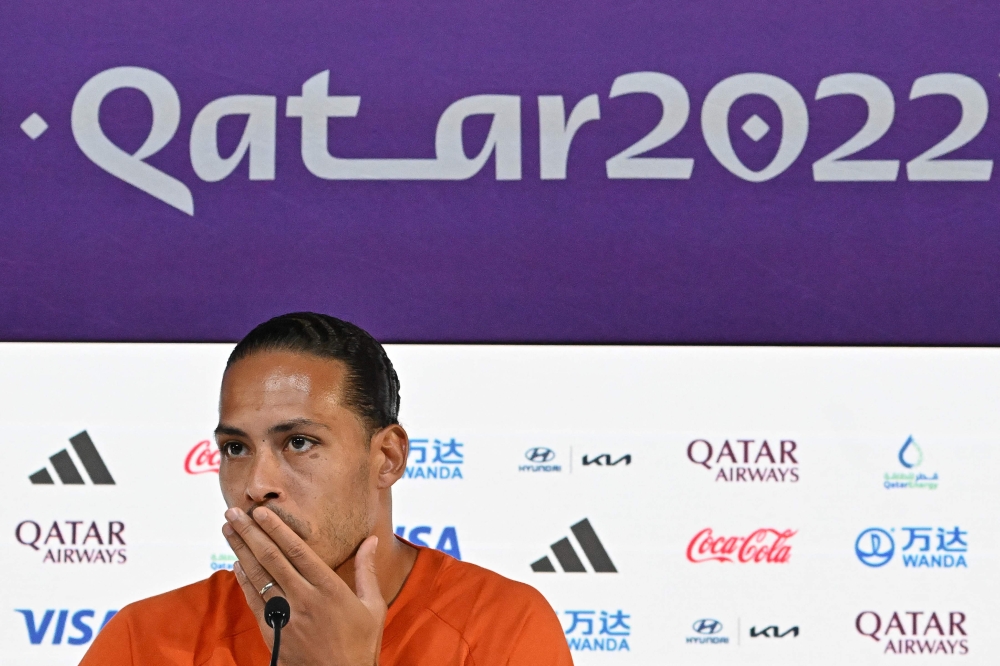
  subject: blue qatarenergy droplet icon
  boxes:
[898,435,923,469]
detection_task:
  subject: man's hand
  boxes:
[222,507,386,666]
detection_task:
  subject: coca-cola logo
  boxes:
[686,528,796,563]
[185,440,220,474]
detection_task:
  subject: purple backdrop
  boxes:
[2,1,999,343]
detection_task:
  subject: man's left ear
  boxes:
[373,424,409,488]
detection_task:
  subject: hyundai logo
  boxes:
[855,528,895,567]
[693,619,723,635]
[524,447,555,463]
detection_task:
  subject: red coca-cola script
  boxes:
[185,440,221,474]
[686,527,796,563]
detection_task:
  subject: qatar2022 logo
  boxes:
[883,436,939,490]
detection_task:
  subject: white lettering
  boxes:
[287,70,521,180]
[190,95,276,182]
[701,73,808,182]
[71,67,193,214]
[605,72,693,179]
[539,94,600,179]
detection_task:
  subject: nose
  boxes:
[245,445,283,504]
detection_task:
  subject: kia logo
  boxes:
[855,528,895,567]
[525,447,555,463]
[693,619,723,635]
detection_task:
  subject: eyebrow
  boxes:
[267,418,331,434]
[213,418,331,438]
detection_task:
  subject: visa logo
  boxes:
[16,609,117,645]
[394,526,461,560]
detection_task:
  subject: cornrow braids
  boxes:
[227,313,400,432]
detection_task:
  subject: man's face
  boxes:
[216,350,377,570]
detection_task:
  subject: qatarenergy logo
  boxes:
[883,436,940,490]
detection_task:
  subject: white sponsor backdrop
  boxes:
[2,344,1000,665]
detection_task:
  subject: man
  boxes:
[82,312,572,665]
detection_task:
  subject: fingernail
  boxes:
[222,523,234,536]
[233,561,244,579]
[373,536,379,549]
[225,508,240,522]
[253,506,269,522]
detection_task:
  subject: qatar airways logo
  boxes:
[15,520,127,564]
[856,611,968,655]
[185,440,220,474]
[687,528,796,564]
[687,439,799,483]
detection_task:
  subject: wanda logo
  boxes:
[185,440,220,474]
[687,528,796,563]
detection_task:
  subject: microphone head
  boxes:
[264,596,290,629]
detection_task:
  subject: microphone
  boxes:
[264,596,291,666]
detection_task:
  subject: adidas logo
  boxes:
[29,431,115,485]
[531,518,617,573]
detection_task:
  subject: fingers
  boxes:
[232,560,267,618]
[222,516,293,600]
[225,507,308,595]
[354,536,386,621]
[249,506,334,585]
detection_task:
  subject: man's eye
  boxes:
[223,442,246,457]
[289,436,314,451]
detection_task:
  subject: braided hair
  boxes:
[227,313,400,432]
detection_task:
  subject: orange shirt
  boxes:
[80,545,573,665]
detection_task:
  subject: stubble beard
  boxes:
[254,458,375,571]
[318,457,375,570]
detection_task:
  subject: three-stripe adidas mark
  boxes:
[29,431,115,485]
[531,518,617,573]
